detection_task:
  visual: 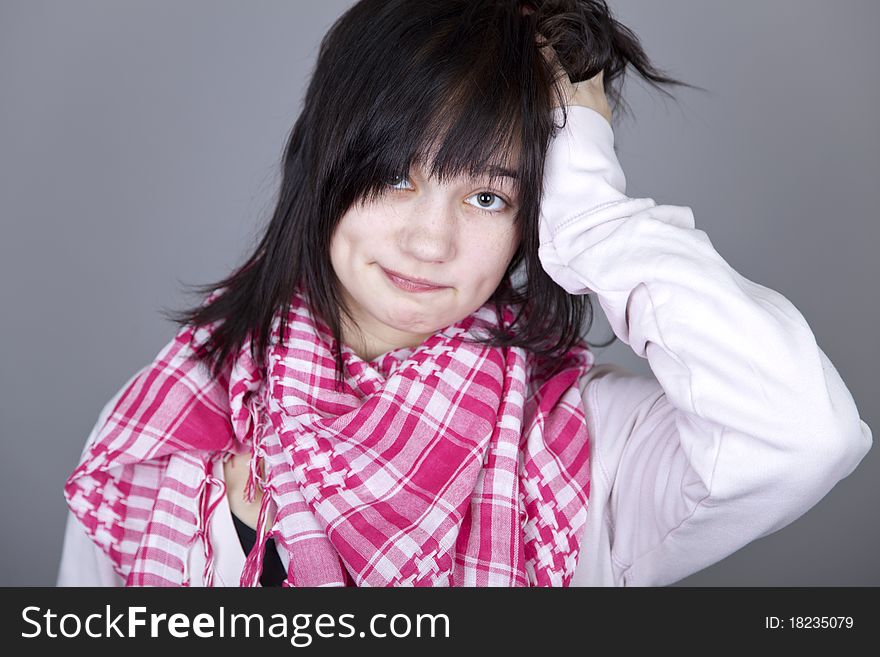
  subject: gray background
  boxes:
[1,0,876,586]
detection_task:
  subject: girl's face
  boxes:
[329,158,522,360]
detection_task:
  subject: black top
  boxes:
[229,511,287,587]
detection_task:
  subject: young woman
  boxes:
[57,0,872,587]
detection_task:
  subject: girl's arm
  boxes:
[542,105,873,586]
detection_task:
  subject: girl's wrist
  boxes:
[566,88,612,126]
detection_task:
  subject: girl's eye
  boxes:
[465,191,508,214]
[385,174,510,214]
[386,173,413,190]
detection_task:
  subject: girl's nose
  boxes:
[398,196,457,263]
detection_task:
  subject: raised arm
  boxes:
[542,105,873,585]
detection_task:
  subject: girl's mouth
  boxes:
[380,267,449,293]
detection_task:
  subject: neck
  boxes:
[339,313,428,362]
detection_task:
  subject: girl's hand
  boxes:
[541,42,612,125]
[519,4,613,125]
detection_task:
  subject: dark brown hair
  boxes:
[161,0,702,389]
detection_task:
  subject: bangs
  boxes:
[356,75,525,204]
[332,0,535,216]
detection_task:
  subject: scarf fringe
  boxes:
[239,487,275,587]
[195,456,226,587]
[243,388,270,504]
[244,451,259,504]
[239,387,276,587]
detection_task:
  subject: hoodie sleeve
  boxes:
[542,105,873,586]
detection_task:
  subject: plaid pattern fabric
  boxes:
[64,286,594,586]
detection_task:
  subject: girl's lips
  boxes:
[380,267,449,293]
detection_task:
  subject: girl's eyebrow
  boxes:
[481,164,519,181]
[410,160,519,187]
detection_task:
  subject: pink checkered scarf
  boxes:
[64,286,594,586]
